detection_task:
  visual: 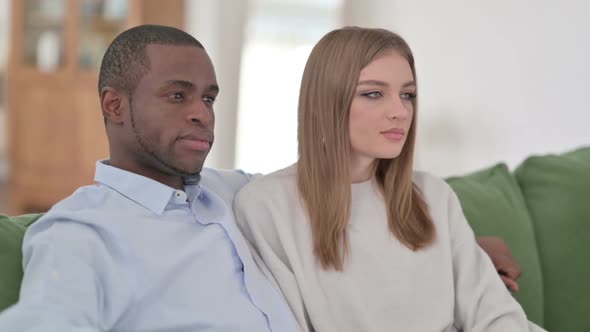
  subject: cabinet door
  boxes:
[21,0,67,72]
[8,75,82,211]
[78,0,129,71]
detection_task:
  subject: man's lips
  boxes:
[177,134,212,152]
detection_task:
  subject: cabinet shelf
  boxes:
[8,0,185,212]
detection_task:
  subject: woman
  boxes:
[234,27,544,332]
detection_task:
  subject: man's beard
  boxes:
[129,99,202,177]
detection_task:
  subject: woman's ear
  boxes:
[101,87,126,125]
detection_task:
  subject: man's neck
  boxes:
[108,158,184,191]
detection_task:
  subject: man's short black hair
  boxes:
[98,24,204,96]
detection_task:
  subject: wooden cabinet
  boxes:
[8,0,185,212]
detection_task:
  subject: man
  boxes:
[0,25,520,331]
[0,25,297,332]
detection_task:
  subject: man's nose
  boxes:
[187,100,213,126]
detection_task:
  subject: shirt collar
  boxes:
[94,160,200,215]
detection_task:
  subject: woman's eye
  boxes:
[401,92,417,100]
[168,92,185,103]
[361,91,383,98]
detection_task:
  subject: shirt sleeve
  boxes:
[446,185,546,332]
[0,219,128,332]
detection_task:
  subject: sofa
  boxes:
[446,146,590,332]
[1,146,589,331]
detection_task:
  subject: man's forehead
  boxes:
[145,44,209,62]
[161,79,220,93]
[144,44,216,80]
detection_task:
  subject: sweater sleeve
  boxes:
[446,184,546,332]
[233,186,312,332]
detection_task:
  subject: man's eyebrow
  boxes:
[164,80,195,89]
[162,81,219,94]
[207,84,220,94]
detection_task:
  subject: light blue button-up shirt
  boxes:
[0,161,298,332]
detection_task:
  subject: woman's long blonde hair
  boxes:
[297,27,435,271]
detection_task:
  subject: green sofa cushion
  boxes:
[515,147,590,332]
[446,163,544,326]
[0,214,43,312]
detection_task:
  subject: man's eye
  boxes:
[168,92,185,103]
[203,96,216,105]
[361,91,383,98]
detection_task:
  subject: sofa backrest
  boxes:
[447,163,544,326]
[0,214,43,311]
[515,147,590,332]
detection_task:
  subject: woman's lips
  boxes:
[381,128,405,141]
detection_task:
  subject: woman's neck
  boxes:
[350,157,377,183]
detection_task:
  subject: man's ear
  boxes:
[101,87,127,125]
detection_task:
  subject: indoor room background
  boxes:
[0,0,589,214]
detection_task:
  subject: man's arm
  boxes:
[476,236,522,292]
[0,219,124,331]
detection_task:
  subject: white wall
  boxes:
[344,0,590,176]
[185,0,251,169]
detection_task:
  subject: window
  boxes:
[235,0,341,174]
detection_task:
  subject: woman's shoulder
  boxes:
[235,164,299,206]
[412,170,455,202]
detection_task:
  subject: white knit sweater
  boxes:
[234,165,545,332]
